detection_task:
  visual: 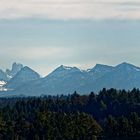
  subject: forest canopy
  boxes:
[0,88,139,140]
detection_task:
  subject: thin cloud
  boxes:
[0,0,140,20]
[0,46,74,60]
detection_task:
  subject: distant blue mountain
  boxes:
[0,62,23,82]
[5,66,40,90]
[0,70,9,82]
[92,62,140,91]
[6,62,23,77]
[88,64,114,80]
[1,62,140,96]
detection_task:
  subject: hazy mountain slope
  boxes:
[1,62,140,96]
[0,70,9,82]
[88,64,114,80]
[92,62,140,91]
[11,65,91,96]
[5,66,40,90]
[6,64,115,96]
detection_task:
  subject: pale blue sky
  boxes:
[0,0,140,75]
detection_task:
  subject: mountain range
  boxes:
[0,62,140,96]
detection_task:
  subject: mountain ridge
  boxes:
[1,62,140,96]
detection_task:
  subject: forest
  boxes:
[0,88,140,140]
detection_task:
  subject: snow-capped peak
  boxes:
[46,65,81,79]
[60,65,73,70]
[55,65,80,72]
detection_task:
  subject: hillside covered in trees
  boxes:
[0,88,140,139]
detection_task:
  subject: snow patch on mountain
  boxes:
[47,65,81,78]
[0,81,6,86]
[0,81,7,91]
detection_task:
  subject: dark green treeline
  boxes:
[0,88,140,139]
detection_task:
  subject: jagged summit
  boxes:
[6,62,23,77]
